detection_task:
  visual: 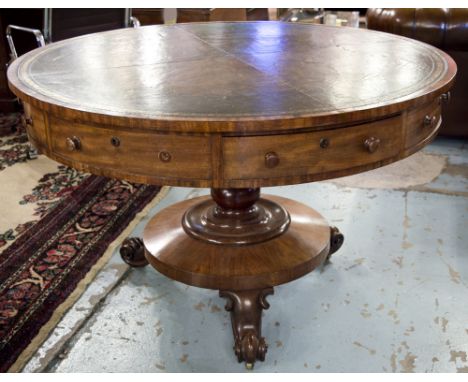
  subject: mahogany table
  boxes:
[7,22,456,369]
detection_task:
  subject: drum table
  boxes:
[8,22,456,369]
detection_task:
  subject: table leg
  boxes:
[220,287,274,369]
[120,237,148,267]
[324,226,345,265]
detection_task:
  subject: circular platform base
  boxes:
[143,195,331,290]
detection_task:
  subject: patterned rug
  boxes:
[0,113,166,372]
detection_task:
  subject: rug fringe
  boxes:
[8,186,170,372]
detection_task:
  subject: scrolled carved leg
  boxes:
[120,237,148,267]
[323,226,344,265]
[219,287,274,369]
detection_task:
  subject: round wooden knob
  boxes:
[424,115,437,128]
[158,151,171,163]
[110,136,120,147]
[319,138,330,149]
[265,152,280,168]
[364,137,380,153]
[440,92,451,104]
[66,136,81,151]
[20,115,33,128]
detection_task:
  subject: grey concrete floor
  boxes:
[23,138,467,372]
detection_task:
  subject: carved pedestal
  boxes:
[125,188,344,368]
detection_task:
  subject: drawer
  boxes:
[23,103,47,150]
[48,117,212,181]
[223,115,404,181]
[405,98,441,149]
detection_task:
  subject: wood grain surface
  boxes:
[143,195,330,290]
[7,22,456,188]
[8,22,455,132]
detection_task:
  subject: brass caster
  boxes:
[245,363,254,370]
[27,146,38,160]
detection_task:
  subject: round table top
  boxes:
[8,21,456,133]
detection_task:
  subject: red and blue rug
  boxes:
[0,113,165,371]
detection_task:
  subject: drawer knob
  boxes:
[66,136,81,151]
[265,152,280,168]
[21,115,33,127]
[424,115,437,128]
[110,136,120,147]
[364,137,380,153]
[319,138,330,149]
[158,151,172,163]
[440,92,451,104]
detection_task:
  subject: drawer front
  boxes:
[23,103,47,149]
[223,115,403,181]
[48,117,212,181]
[405,98,441,149]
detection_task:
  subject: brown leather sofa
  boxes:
[367,8,468,138]
[176,8,269,23]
